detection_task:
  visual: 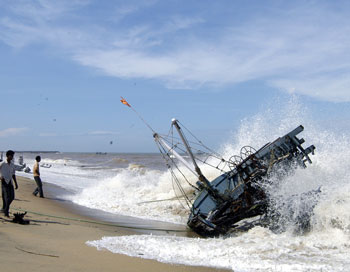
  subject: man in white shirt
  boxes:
[0,150,18,217]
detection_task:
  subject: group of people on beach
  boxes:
[0,150,44,218]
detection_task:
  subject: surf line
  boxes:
[12,207,188,233]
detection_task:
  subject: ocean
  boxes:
[16,99,350,271]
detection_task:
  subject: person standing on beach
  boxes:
[0,150,18,217]
[33,155,44,198]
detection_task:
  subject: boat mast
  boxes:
[171,119,212,189]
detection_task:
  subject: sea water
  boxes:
[16,98,350,271]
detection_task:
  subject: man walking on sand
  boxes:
[33,155,44,198]
[0,150,18,217]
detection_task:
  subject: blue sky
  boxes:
[1,0,350,152]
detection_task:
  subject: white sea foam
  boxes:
[17,157,106,192]
[14,96,350,270]
[87,225,350,271]
[71,167,193,224]
[86,141,350,271]
[86,96,350,270]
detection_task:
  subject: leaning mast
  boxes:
[171,119,214,191]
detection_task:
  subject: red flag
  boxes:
[120,97,131,107]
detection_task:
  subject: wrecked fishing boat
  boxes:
[153,119,315,236]
[120,98,316,236]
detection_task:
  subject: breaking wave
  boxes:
[86,96,350,271]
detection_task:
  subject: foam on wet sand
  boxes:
[0,176,227,272]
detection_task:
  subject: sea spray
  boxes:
[15,97,350,270]
[72,167,193,224]
[87,162,350,270]
[85,97,350,271]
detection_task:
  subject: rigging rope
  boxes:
[177,120,224,158]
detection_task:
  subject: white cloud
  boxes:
[7,0,88,21]
[1,1,350,101]
[0,127,28,137]
[110,0,158,23]
[271,74,350,103]
[70,5,350,102]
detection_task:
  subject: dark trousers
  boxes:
[1,182,14,216]
[33,176,44,197]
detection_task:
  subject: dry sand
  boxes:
[0,176,228,272]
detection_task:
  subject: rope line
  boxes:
[137,196,187,204]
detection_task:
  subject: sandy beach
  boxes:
[0,176,228,272]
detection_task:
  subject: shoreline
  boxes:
[18,173,194,236]
[1,176,228,272]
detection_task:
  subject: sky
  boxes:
[1,0,350,152]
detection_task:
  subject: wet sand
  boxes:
[0,176,228,272]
